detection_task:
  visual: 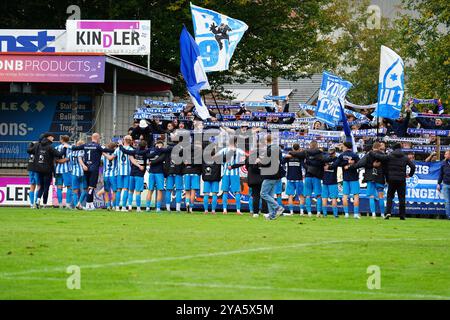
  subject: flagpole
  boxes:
[211,91,223,118]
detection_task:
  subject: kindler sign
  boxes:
[66,20,150,55]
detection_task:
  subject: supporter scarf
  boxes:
[383,137,430,144]
[407,128,450,137]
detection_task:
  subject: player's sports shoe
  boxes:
[299,213,305,217]
[59,204,64,209]
[354,214,361,219]
[211,211,216,215]
[128,205,132,212]
[35,199,41,209]
[307,212,312,217]
[136,208,142,213]
[316,213,322,218]
[121,207,128,212]
[264,213,272,220]
[283,213,293,217]
[384,214,391,220]
[236,210,243,215]
[145,207,151,212]
[275,206,284,218]
[65,205,72,210]
[253,214,259,218]
[345,214,349,219]
[204,211,208,215]
[223,210,228,215]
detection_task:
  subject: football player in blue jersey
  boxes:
[71,133,115,210]
[71,140,87,210]
[216,137,246,215]
[101,142,119,211]
[54,135,72,209]
[109,135,134,212]
[331,142,361,219]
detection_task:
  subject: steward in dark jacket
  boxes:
[371,143,416,220]
[27,134,64,207]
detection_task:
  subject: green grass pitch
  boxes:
[0,207,449,300]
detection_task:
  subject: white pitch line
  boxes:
[0,238,447,278]
[3,277,449,300]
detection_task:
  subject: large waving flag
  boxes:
[180,26,211,120]
[190,3,248,72]
[376,45,405,119]
[316,71,353,127]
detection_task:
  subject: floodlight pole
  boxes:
[147,21,151,72]
[112,67,117,137]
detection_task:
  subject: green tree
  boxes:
[208,0,335,96]
[397,0,450,107]
[324,0,401,105]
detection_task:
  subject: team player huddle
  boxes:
[26,131,417,220]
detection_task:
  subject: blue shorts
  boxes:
[55,173,72,187]
[366,182,385,197]
[72,175,87,190]
[221,174,240,193]
[322,184,339,199]
[129,176,144,192]
[28,171,40,185]
[117,175,130,189]
[104,176,117,192]
[343,180,360,196]
[274,180,282,194]
[148,173,165,191]
[184,174,200,190]
[304,177,322,196]
[204,181,219,193]
[286,180,304,196]
[166,175,184,190]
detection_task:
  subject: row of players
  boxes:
[27,132,416,219]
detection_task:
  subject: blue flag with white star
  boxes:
[376,46,405,119]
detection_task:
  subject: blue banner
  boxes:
[0,95,92,142]
[0,95,92,159]
[316,71,353,127]
[404,161,444,204]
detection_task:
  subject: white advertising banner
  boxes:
[0,30,67,53]
[66,20,150,55]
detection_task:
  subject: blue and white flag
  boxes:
[190,3,248,72]
[376,45,405,119]
[316,71,353,127]
[180,26,211,120]
[339,100,357,152]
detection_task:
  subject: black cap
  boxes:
[42,132,55,139]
